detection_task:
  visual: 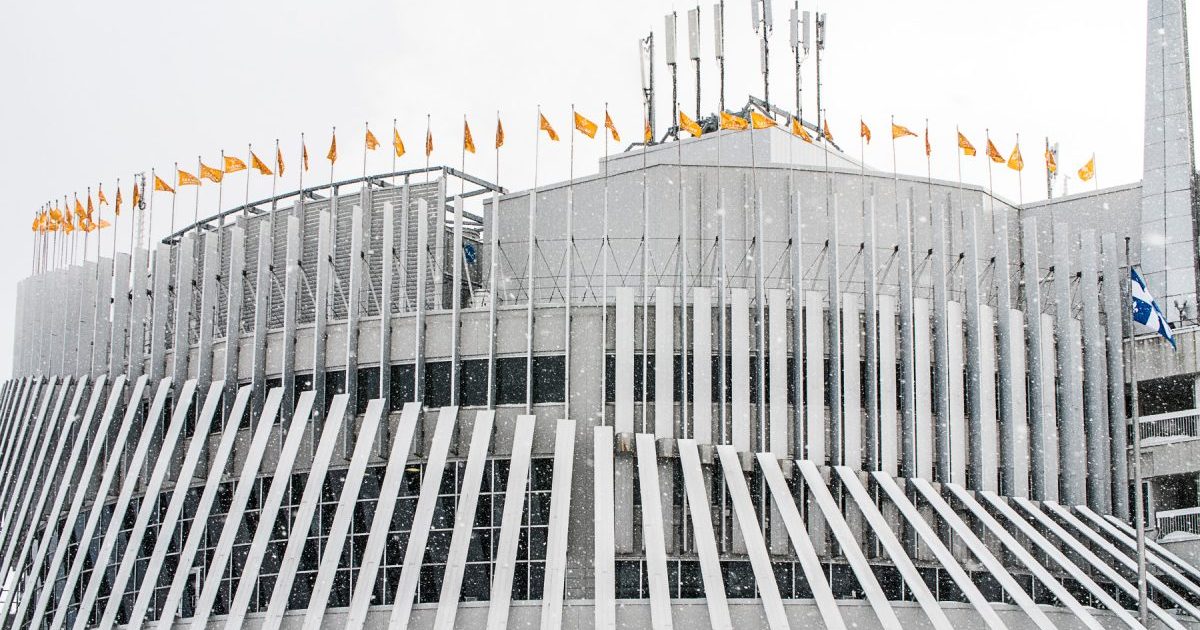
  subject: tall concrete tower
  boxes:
[1141,0,1198,321]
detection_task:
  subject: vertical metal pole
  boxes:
[1022,217,1046,499]
[863,193,879,470]
[898,193,917,478]
[1127,239,1148,625]
[931,194,951,483]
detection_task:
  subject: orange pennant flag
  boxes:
[302,141,310,171]
[1044,147,1057,174]
[539,113,560,141]
[495,118,505,149]
[1006,143,1023,171]
[750,111,777,129]
[860,120,871,144]
[132,181,140,209]
[678,111,703,137]
[155,175,176,193]
[277,146,286,176]
[327,132,337,164]
[891,123,917,139]
[200,162,223,183]
[394,128,406,157]
[958,132,976,157]
[365,128,379,151]
[574,112,598,138]
[1078,155,1095,182]
[604,111,620,142]
[644,119,653,143]
[720,111,748,130]
[74,197,86,219]
[97,186,108,206]
[822,118,834,143]
[251,152,272,175]
[86,193,93,217]
[464,120,476,154]
[114,186,123,216]
[924,126,931,157]
[224,155,247,173]
[985,139,1004,163]
[791,117,813,142]
[178,169,200,186]
[425,128,434,156]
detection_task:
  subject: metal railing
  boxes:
[1156,505,1200,537]
[1136,409,1200,445]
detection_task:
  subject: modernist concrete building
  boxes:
[6,2,1200,629]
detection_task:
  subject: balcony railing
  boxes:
[1156,505,1200,538]
[1134,409,1200,446]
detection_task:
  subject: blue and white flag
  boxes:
[1131,267,1176,349]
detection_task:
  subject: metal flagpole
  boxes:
[956,125,965,212]
[244,144,253,217]
[641,111,650,434]
[1015,133,1023,207]
[193,156,202,227]
[601,103,610,424]
[985,130,995,219]
[365,122,372,181]
[527,107,541,414]
[392,120,399,187]
[425,115,431,183]
[1126,237,1149,625]
[299,133,306,208]
[566,106,575,419]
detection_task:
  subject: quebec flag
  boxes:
[1131,267,1177,349]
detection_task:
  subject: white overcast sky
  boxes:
[0,1,1164,377]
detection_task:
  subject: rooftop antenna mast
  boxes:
[665,12,680,135]
[790,5,811,123]
[688,7,703,121]
[751,0,774,105]
[640,33,656,143]
[713,1,726,112]
[815,11,827,133]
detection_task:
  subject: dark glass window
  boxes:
[496,357,527,405]
[424,361,451,408]
[390,364,415,409]
[460,359,489,406]
[531,356,565,404]
[356,367,380,415]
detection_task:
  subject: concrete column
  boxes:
[196,231,221,394]
[1022,217,1048,500]
[993,212,1017,495]
[149,244,171,383]
[930,194,951,483]
[1053,222,1086,506]
[128,247,150,382]
[1102,232,1131,519]
[1079,229,1112,513]
[171,235,196,388]
[223,225,246,418]
[108,252,131,377]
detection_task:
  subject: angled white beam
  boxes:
[768,289,788,457]
[1012,498,1186,630]
[656,287,675,438]
[222,390,320,628]
[678,439,733,630]
[878,294,898,476]
[841,294,861,466]
[1102,511,1200,586]
[615,288,636,434]
[976,490,1140,629]
[694,287,713,444]
[155,387,285,629]
[304,399,391,630]
[0,378,58,530]
[804,291,825,463]
[869,472,1007,630]
[123,384,252,630]
[539,419,577,629]
[19,375,134,630]
[732,289,751,450]
[344,402,425,630]
[758,455,844,630]
[906,477,1056,630]
[69,379,194,630]
[834,467,954,628]
[0,377,104,620]
[486,415,538,630]
[636,434,675,630]
[48,378,170,630]
[388,406,461,629]
[797,460,901,630]
[256,394,352,630]
[1042,501,1200,623]
[710,448,788,630]
[431,411,496,630]
[1079,509,1200,598]
[96,380,223,630]
[940,483,1106,630]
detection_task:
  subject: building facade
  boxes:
[6,1,1200,629]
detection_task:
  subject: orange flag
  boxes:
[224,155,247,173]
[1078,155,1095,182]
[132,181,140,208]
[924,126,931,157]
[114,186,123,215]
[1044,147,1057,174]
[155,175,176,193]
[464,120,476,153]
[200,162,224,183]
[495,118,505,149]
[644,119,652,143]
[720,111,748,130]
[365,128,379,151]
[822,118,834,143]
[1006,143,1023,171]
[860,120,871,144]
[327,132,337,163]
[604,111,620,142]
[539,113,560,141]
[574,112,598,138]
[277,146,286,175]
[891,123,917,139]
[74,197,86,219]
[97,186,108,206]
[302,141,310,171]
[985,139,1004,163]
[958,132,976,157]
[425,128,434,156]
[178,169,200,186]
[791,117,813,142]
[678,111,703,137]
[750,111,777,129]
[251,152,272,175]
